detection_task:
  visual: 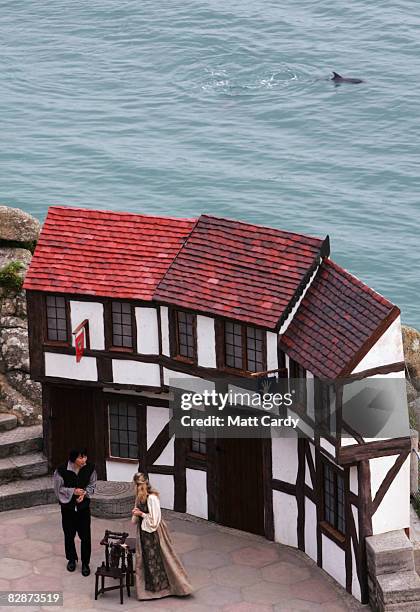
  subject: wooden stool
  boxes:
[94,531,134,605]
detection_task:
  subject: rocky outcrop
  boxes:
[403,326,420,434]
[403,326,420,391]
[0,207,41,425]
[0,206,40,243]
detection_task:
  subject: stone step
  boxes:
[0,413,17,432]
[377,570,420,605]
[367,529,415,575]
[0,452,48,484]
[0,475,55,512]
[0,424,42,459]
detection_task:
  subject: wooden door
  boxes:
[49,385,97,470]
[216,437,265,536]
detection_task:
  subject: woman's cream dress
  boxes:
[132,494,193,600]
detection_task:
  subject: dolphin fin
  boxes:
[332,71,342,79]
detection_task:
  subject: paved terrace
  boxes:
[0,504,367,612]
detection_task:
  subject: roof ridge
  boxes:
[47,205,196,223]
[199,213,324,244]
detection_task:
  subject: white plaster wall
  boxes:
[320,437,336,457]
[273,490,298,547]
[322,535,346,589]
[147,406,174,466]
[197,316,216,368]
[106,460,137,483]
[70,301,105,350]
[350,466,358,495]
[272,436,298,483]
[45,352,98,381]
[163,368,215,392]
[136,307,159,354]
[352,316,404,373]
[186,468,208,519]
[351,539,362,601]
[112,360,160,387]
[371,455,410,534]
[352,505,359,539]
[304,498,317,562]
[160,306,170,356]
[341,434,359,447]
[107,461,174,510]
[147,473,174,510]
[266,332,278,371]
[305,457,313,488]
[287,408,314,441]
[271,436,298,484]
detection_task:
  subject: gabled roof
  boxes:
[23,207,195,299]
[154,215,327,329]
[280,259,400,379]
[24,207,328,329]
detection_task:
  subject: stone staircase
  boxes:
[0,413,54,511]
[367,529,420,611]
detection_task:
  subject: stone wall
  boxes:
[404,326,420,437]
[0,206,41,425]
[366,530,420,611]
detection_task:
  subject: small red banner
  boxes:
[75,328,85,363]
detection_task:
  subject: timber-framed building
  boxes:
[24,206,410,603]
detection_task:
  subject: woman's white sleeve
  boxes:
[141,495,161,533]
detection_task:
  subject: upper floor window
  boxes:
[46,295,68,342]
[323,462,346,534]
[111,301,134,349]
[172,309,196,362]
[224,321,265,373]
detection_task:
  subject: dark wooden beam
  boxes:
[357,460,372,604]
[338,436,411,465]
[304,439,316,487]
[146,421,172,466]
[372,450,410,514]
[262,438,274,541]
[345,361,405,382]
[272,478,296,496]
[297,438,306,552]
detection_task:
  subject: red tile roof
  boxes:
[23,207,195,299]
[154,215,327,329]
[280,259,399,379]
[25,208,327,329]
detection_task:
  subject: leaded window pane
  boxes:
[111,302,133,348]
[109,400,138,459]
[246,326,264,372]
[176,311,195,359]
[46,295,68,342]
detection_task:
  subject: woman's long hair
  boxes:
[133,472,159,504]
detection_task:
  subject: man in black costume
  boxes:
[53,448,97,576]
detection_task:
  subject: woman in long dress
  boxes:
[131,472,193,600]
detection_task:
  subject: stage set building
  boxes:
[24,206,410,604]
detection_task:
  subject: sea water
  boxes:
[0,1,419,326]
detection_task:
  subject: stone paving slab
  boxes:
[0,504,368,611]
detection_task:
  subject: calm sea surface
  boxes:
[1,2,419,327]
